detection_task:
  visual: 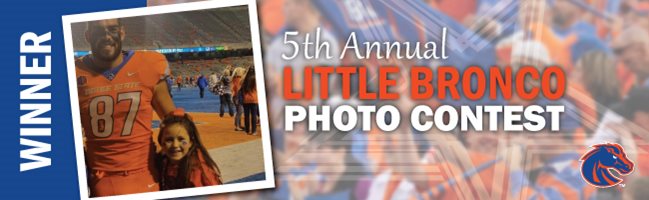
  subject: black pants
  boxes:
[243,103,259,134]
[199,87,205,98]
[220,94,234,117]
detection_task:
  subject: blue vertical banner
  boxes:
[0,1,145,199]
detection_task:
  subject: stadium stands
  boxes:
[169,56,254,77]
[70,6,251,51]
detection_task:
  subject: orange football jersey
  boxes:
[76,51,169,171]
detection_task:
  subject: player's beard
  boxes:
[91,33,122,63]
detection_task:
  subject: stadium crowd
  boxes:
[252,0,649,199]
[115,0,649,199]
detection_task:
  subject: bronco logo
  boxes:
[580,143,634,188]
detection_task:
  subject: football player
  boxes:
[75,18,175,196]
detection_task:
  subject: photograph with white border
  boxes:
[62,0,275,199]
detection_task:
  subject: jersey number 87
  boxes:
[89,91,141,138]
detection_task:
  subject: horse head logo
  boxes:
[580,143,634,188]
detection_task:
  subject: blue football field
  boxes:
[170,86,224,113]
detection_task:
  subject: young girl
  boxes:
[158,108,223,190]
[240,67,259,135]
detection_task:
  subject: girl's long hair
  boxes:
[157,113,222,189]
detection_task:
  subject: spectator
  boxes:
[176,74,183,91]
[166,76,174,98]
[208,72,218,91]
[600,88,649,176]
[240,67,258,135]
[232,67,245,131]
[589,26,649,147]
[551,0,596,37]
[197,74,208,98]
[573,51,620,119]
[611,26,649,92]
[219,69,234,117]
